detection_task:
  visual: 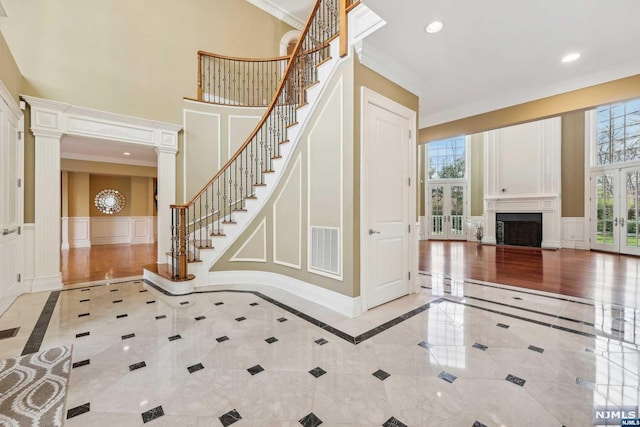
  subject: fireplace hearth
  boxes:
[496,213,542,248]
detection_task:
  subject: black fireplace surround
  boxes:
[496,213,542,248]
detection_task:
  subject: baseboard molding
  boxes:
[207,270,362,318]
[31,274,63,292]
[561,217,588,250]
[143,268,194,296]
[542,240,561,249]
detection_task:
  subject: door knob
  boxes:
[368,229,380,235]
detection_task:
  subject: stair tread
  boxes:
[143,263,195,282]
[286,121,299,128]
[211,233,227,237]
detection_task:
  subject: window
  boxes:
[596,98,640,165]
[427,136,466,179]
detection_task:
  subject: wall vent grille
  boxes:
[310,226,340,275]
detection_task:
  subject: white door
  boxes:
[590,167,640,256]
[364,99,412,309]
[427,182,467,240]
[0,93,24,314]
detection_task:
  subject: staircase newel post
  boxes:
[170,204,189,280]
[197,52,203,101]
[340,0,348,57]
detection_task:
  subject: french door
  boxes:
[427,182,466,240]
[591,167,640,255]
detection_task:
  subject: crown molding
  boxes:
[60,152,157,168]
[245,0,305,30]
[0,1,7,18]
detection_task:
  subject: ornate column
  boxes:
[33,129,63,290]
[155,146,177,262]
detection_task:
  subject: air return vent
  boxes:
[310,226,340,275]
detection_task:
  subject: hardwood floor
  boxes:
[61,243,157,286]
[420,241,640,307]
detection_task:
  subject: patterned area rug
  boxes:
[0,345,72,427]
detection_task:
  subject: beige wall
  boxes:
[561,112,585,217]
[469,133,484,216]
[212,57,357,297]
[67,172,90,217]
[420,74,640,143]
[0,31,21,102]
[2,0,293,124]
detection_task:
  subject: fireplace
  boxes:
[496,213,542,248]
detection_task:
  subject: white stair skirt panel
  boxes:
[183,38,347,286]
[208,271,363,318]
[143,268,193,296]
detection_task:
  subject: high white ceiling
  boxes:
[258,0,640,128]
[61,135,157,167]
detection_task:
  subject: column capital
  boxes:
[155,145,178,155]
[32,129,63,140]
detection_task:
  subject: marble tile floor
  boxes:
[0,275,638,426]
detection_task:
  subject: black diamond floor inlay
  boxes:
[141,405,164,423]
[219,409,242,426]
[372,369,390,381]
[113,299,123,303]
[0,327,19,340]
[195,316,206,321]
[314,338,328,345]
[250,302,259,306]
[299,412,322,427]
[75,331,90,338]
[188,363,204,373]
[472,343,488,351]
[215,302,224,306]
[72,359,90,369]
[473,421,488,427]
[81,288,90,292]
[528,345,544,353]
[217,336,229,343]
[117,314,128,319]
[79,299,89,303]
[180,301,189,305]
[506,374,526,387]
[513,297,523,300]
[496,323,510,329]
[277,317,287,322]
[139,289,148,293]
[146,300,156,304]
[168,334,182,342]
[66,402,90,419]
[309,367,326,378]
[265,337,278,344]
[155,315,166,320]
[78,313,90,318]
[383,417,407,427]
[235,317,246,322]
[247,364,264,375]
[418,340,433,349]
[129,361,146,371]
[438,371,457,383]
[110,289,118,292]
[122,333,135,340]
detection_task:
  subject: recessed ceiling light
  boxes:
[562,53,581,63]
[123,152,131,156]
[426,21,443,34]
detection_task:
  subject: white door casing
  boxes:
[361,88,417,311]
[0,81,24,315]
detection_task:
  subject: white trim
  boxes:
[207,270,363,318]
[584,109,596,250]
[561,217,588,250]
[228,114,261,165]
[64,216,91,248]
[0,81,21,117]
[60,151,157,167]
[32,275,63,292]
[279,30,301,56]
[244,0,305,30]
[360,87,418,313]
[306,78,344,281]
[183,108,221,201]
[22,223,35,293]
[273,154,302,269]
[229,217,267,263]
[183,98,267,110]
[143,269,193,296]
[0,1,7,17]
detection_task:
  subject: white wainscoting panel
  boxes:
[22,224,35,293]
[89,216,156,245]
[130,217,156,244]
[561,217,588,250]
[68,217,91,248]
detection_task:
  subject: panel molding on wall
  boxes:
[65,217,91,248]
[183,109,221,201]
[228,115,262,164]
[230,218,267,263]
[273,155,302,269]
[307,78,344,280]
[77,216,157,246]
[561,217,588,250]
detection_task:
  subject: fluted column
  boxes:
[33,130,63,291]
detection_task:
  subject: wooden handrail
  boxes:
[186,0,324,206]
[197,50,291,63]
